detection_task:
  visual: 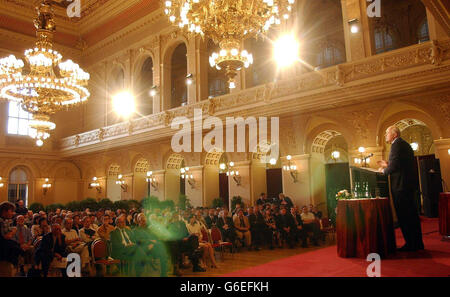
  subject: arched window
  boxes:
[246,38,275,87]
[107,67,125,125]
[8,167,28,206]
[207,40,228,98]
[374,26,395,54]
[136,57,153,116]
[7,102,35,137]
[171,43,188,108]
[316,44,344,69]
[417,19,429,43]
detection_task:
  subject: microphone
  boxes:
[362,153,374,160]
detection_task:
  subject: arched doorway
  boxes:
[8,167,30,206]
[133,158,150,200]
[106,164,122,202]
[311,130,350,224]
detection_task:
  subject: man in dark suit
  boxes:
[378,125,424,251]
[277,207,296,248]
[217,209,237,244]
[34,223,68,277]
[110,215,147,276]
[204,209,218,229]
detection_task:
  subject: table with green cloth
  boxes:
[336,198,396,258]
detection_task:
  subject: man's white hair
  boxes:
[387,125,401,137]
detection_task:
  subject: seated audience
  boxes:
[97,214,115,242]
[34,223,68,277]
[204,209,218,229]
[166,212,204,274]
[110,215,147,276]
[301,206,321,246]
[279,193,294,210]
[62,218,90,271]
[186,215,218,269]
[233,209,252,250]
[277,207,296,248]
[217,209,237,245]
[14,200,28,216]
[263,209,279,249]
[13,215,34,275]
[0,202,24,267]
[133,213,168,277]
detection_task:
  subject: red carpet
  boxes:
[222,218,450,277]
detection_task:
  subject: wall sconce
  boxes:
[358,147,373,168]
[226,162,242,186]
[146,171,158,191]
[282,155,298,183]
[186,73,194,85]
[181,167,196,188]
[448,149,450,155]
[149,85,158,97]
[88,177,102,194]
[348,18,359,34]
[43,178,52,195]
[116,174,128,192]
[0,177,4,188]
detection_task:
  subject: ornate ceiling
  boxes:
[0,0,159,49]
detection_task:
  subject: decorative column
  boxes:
[425,7,448,41]
[340,0,374,61]
[196,38,209,101]
[153,37,162,113]
[186,36,198,104]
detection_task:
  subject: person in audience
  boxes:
[166,212,204,274]
[97,214,115,242]
[13,215,34,275]
[133,213,168,277]
[290,207,307,247]
[34,223,67,277]
[204,209,218,229]
[14,200,28,216]
[256,193,269,206]
[311,205,323,220]
[217,209,237,245]
[88,214,99,230]
[279,193,294,210]
[72,215,82,233]
[186,215,218,269]
[246,207,262,250]
[233,209,252,250]
[277,207,296,248]
[232,203,243,218]
[194,209,208,230]
[301,206,321,246]
[62,218,90,272]
[79,216,99,244]
[110,215,147,276]
[263,209,279,249]
[31,217,50,241]
[0,201,24,267]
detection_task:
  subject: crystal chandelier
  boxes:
[163,0,295,88]
[0,0,90,146]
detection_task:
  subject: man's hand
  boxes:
[377,160,388,168]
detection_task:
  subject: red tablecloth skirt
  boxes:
[439,193,450,236]
[336,198,396,258]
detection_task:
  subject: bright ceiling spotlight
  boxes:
[112,91,135,118]
[411,142,419,151]
[273,34,300,68]
[358,147,366,153]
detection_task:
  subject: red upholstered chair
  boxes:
[210,226,233,259]
[320,217,335,242]
[91,239,121,276]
